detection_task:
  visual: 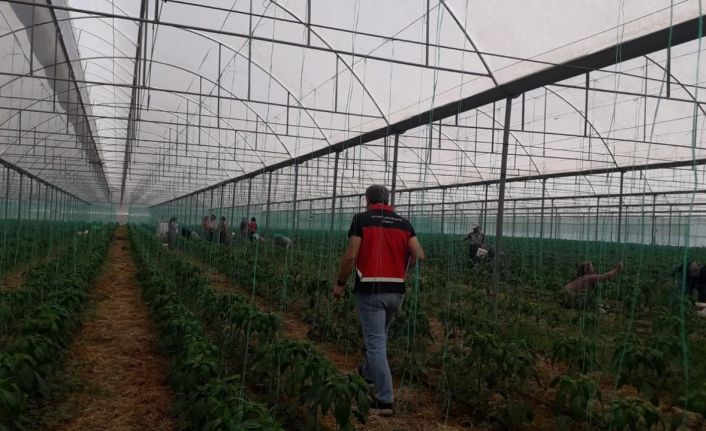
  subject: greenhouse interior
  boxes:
[1,0,706,430]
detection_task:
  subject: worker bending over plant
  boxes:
[673,261,706,303]
[562,261,622,310]
[333,184,425,417]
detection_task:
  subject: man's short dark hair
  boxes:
[365,185,390,205]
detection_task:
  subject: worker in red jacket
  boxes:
[247,217,258,241]
[334,185,424,417]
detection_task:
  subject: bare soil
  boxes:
[0,266,25,291]
[42,226,176,431]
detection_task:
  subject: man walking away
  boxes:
[333,185,425,417]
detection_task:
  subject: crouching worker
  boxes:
[672,261,706,304]
[272,233,292,247]
[333,185,424,417]
[561,261,622,310]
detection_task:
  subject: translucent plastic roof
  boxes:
[0,0,704,208]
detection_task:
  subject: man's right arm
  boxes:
[597,263,623,282]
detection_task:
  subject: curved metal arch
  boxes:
[0,15,300,168]
[10,99,381,207]
[643,54,706,205]
[544,87,618,168]
[1,60,389,205]
[450,105,546,201]
[438,0,499,87]
[133,22,418,200]
[167,24,352,148]
[473,106,543,177]
[8,7,448,202]
[544,86,627,197]
[0,55,287,171]
[0,14,139,89]
[267,0,390,127]
[24,125,241,199]
[2,80,256,181]
[644,54,706,122]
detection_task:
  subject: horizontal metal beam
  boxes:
[405,157,706,193]
[0,69,381,121]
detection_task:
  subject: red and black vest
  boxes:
[348,203,416,294]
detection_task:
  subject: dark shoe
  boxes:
[370,401,394,417]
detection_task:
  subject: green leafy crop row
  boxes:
[131,226,370,430]
[0,225,113,430]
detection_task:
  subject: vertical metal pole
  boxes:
[595,197,600,241]
[425,0,430,66]
[584,72,590,136]
[539,178,546,239]
[28,180,33,221]
[617,171,624,244]
[17,173,23,221]
[668,204,673,246]
[218,184,225,229]
[511,201,517,237]
[217,43,222,129]
[390,134,400,206]
[201,191,206,223]
[3,168,9,223]
[666,38,672,98]
[229,183,236,229]
[521,92,525,131]
[42,184,49,222]
[246,178,252,220]
[330,152,340,233]
[29,4,35,75]
[265,172,273,230]
[306,0,312,45]
[440,189,446,235]
[291,164,299,232]
[482,183,489,231]
[209,188,214,217]
[188,194,194,228]
[651,194,657,245]
[247,0,253,99]
[492,96,513,318]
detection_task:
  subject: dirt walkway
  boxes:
[0,265,25,291]
[43,226,176,431]
[179,250,474,431]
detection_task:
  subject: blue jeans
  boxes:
[358,292,404,404]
